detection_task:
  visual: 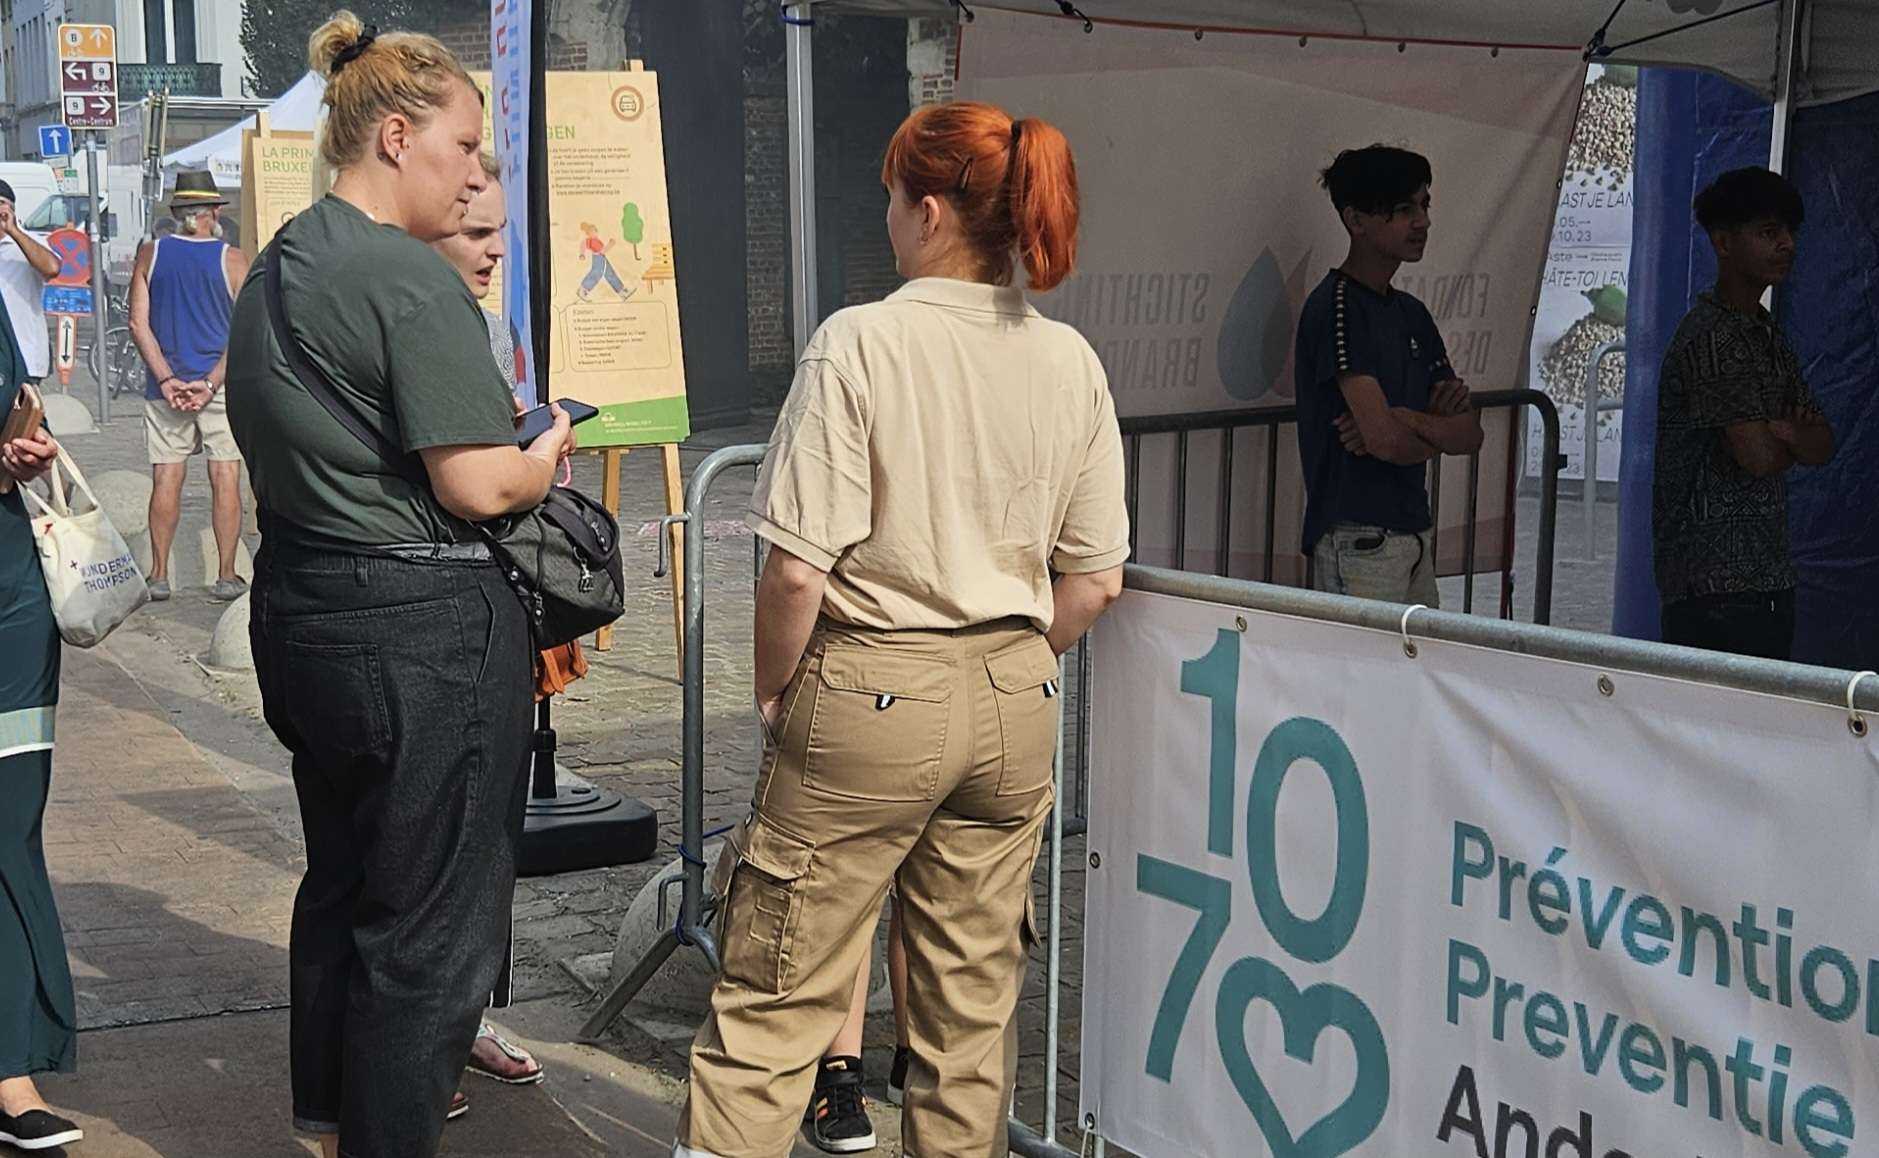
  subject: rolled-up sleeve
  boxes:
[747,355,872,572]
[1051,384,1131,574]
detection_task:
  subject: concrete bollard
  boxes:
[607,841,889,1019]
[41,393,96,436]
[89,469,152,536]
[202,592,254,672]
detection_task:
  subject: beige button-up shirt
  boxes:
[750,277,1130,632]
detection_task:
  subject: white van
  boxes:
[0,162,61,223]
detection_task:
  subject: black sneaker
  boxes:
[886,1046,910,1107]
[803,1056,876,1154]
[0,1108,84,1151]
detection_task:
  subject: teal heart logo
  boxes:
[1215,956,1389,1156]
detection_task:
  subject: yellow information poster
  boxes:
[544,70,688,446]
[240,129,315,257]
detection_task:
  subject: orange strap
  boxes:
[534,640,590,701]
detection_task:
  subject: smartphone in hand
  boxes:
[515,399,599,447]
[0,383,44,494]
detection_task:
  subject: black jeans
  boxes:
[1661,588,1796,661]
[252,539,532,1157]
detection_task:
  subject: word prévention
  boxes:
[1444,820,1859,1158]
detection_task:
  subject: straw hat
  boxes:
[169,170,228,209]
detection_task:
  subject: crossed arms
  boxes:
[1332,374,1485,465]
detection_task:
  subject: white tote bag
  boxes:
[21,446,149,647]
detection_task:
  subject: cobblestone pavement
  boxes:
[36,371,1619,1153]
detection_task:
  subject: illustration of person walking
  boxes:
[575,222,632,301]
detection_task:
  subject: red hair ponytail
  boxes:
[883,101,1080,292]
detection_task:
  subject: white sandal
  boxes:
[466,1022,546,1085]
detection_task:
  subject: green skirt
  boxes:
[0,485,75,1078]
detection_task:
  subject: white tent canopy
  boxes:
[161,72,326,187]
[803,0,1875,107]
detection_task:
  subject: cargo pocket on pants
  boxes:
[804,647,953,802]
[718,816,816,994]
[985,636,1060,796]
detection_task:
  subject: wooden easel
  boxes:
[585,443,685,666]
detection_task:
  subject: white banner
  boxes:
[960,12,1581,581]
[1085,590,1879,1157]
[491,0,533,406]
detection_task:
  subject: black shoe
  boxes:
[803,1056,876,1154]
[886,1045,910,1107]
[0,1108,84,1151]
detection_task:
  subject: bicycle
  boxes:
[81,284,144,398]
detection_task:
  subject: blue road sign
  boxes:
[43,285,92,315]
[38,124,71,159]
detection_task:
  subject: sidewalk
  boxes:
[37,630,685,1156]
[29,386,862,1156]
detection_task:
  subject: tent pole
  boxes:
[1764,0,1804,312]
[786,2,820,356]
[1767,0,1804,173]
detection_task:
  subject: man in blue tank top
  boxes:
[129,171,251,603]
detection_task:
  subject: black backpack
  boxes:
[259,239,625,648]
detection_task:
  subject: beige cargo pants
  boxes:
[675,618,1060,1158]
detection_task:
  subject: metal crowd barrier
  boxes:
[578,445,763,1040]
[1117,388,1561,625]
[580,396,1567,1151]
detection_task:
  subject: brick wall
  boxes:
[742,14,910,406]
[908,18,959,108]
[745,80,792,391]
[436,20,590,72]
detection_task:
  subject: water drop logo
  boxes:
[1217,248,1316,402]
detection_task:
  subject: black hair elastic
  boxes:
[331,26,379,74]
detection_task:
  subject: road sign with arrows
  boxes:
[58,24,117,129]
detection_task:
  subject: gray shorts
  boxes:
[1311,523,1439,607]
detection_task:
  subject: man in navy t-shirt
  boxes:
[1294,145,1483,605]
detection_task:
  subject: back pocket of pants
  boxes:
[985,636,1060,796]
[718,816,815,994]
[282,641,391,761]
[803,647,952,802]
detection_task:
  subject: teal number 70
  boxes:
[1137,855,1231,1081]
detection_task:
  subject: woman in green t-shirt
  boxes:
[224,13,573,1158]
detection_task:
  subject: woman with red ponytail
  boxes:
[674,101,1129,1158]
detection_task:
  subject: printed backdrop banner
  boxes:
[1526,65,1638,486]
[492,0,534,406]
[1085,589,1879,1157]
[961,13,1581,580]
